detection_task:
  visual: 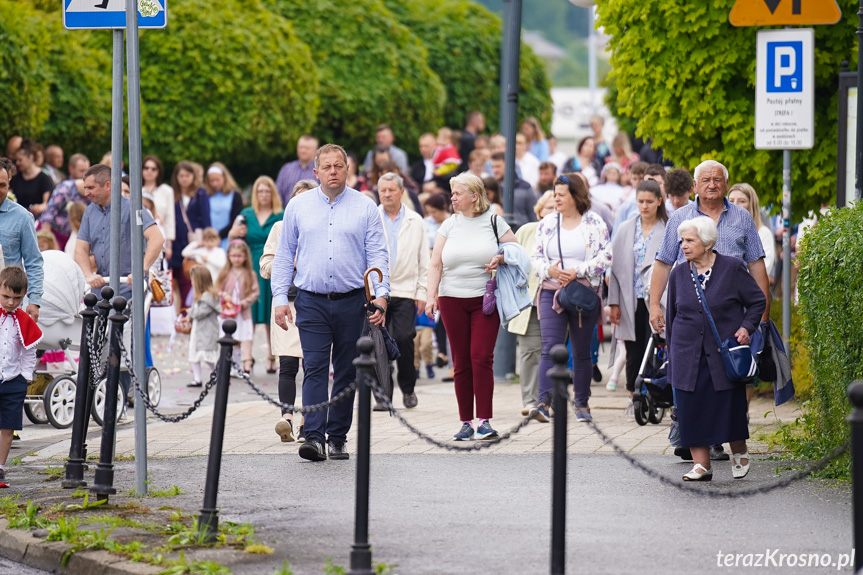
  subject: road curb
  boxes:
[0,518,161,575]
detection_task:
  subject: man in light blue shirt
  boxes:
[0,158,42,321]
[272,144,390,462]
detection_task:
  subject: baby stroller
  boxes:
[632,332,674,426]
[28,251,87,429]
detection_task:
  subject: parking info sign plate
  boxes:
[755,28,814,150]
[63,0,167,30]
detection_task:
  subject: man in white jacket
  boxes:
[377,173,430,409]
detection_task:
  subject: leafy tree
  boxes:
[0,1,54,145]
[264,0,446,158]
[383,0,553,132]
[136,0,319,167]
[1,1,111,162]
[597,0,857,219]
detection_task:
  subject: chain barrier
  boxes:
[231,361,358,415]
[86,317,109,388]
[365,374,533,451]
[576,400,850,499]
[120,341,219,423]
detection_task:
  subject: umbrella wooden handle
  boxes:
[364,267,383,302]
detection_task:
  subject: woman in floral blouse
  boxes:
[530,173,612,423]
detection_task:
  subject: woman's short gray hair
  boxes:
[677,217,718,249]
[693,160,729,183]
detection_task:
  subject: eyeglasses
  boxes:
[556,175,570,185]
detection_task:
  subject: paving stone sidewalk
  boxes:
[29,374,799,462]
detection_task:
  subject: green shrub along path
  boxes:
[793,201,863,479]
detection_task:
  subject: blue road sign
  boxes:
[766,41,803,93]
[63,0,167,30]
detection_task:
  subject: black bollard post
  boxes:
[89,296,127,502]
[62,293,99,488]
[847,381,863,572]
[198,320,238,543]
[82,287,115,465]
[549,344,570,575]
[348,337,376,575]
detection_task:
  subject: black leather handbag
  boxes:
[556,213,597,327]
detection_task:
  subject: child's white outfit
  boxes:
[181,242,227,282]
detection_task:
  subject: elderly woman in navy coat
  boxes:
[666,217,765,481]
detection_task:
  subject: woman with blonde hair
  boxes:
[728,183,776,283]
[204,162,244,251]
[426,172,519,440]
[607,132,640,172]
[229,175,284,374]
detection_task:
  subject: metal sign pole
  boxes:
[500,0,522,221]
[109,29,124,295]
[126,0,148,496]
[782,150,792,355]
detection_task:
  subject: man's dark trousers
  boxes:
[385,296,417,396]
[294,289,366,444]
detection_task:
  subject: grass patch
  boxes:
[125,484,185,498]
[244,543,274,554]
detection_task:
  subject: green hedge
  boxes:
[383,0,552,132]
[265,0,446,158]
[136,0,319,166]
[794,202,863,476]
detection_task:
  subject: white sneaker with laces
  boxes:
[624,399,635,422]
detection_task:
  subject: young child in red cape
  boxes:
[0,266,42,488]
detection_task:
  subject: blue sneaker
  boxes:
[575,409,592,423]
[426,365,435,379]
[453,423,474,441]
[476,420,499,440]
[529,403,550,423]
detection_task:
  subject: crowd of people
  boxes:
[0,117,790,475]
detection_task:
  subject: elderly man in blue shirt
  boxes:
[272,143,390,462]
[0,157,42,322]
[649,159,770,462]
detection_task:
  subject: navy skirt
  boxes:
[676,353,749,448]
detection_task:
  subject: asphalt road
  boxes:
[108,453,852,575]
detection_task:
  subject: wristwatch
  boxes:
[381,294,390,304]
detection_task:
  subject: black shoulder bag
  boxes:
[555,213,597,327]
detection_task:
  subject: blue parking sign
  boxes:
[766,41,803,93]
[63,0,167,30]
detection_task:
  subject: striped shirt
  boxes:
[656,196,765,265]
[275,160,318,207]
[271,187,389,307]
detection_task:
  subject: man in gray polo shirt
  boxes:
[74,164,163,300]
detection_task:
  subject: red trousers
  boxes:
[438,296,500,421]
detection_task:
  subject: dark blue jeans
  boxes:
[294,290,366,444]
[537,289,599,408]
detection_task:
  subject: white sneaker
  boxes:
[624,399,635,422]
